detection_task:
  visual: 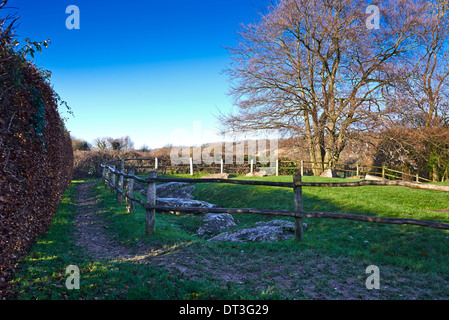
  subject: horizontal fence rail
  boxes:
[101,159,449,241]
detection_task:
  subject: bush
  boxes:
[73,150,153,179]
[0,11,73,297]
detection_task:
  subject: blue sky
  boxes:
[9,0,270,149]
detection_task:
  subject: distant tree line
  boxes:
[71,136,141,152]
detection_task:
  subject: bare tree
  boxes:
[220,0,430,175]
[380,0,449,181]
[93,137,108,151]
[105,136,134,151]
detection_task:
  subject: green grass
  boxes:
[193,175,449,273]
[9,174,449,300]
[9,180,256,300]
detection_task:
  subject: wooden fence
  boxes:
[101,159,449,242]
[106,157,439,183]
[278,160,434,182]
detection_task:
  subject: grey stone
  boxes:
[208,219,308,243]
[140,182,191,196]
[169,186,195,200]
[156,197,219,209]
[197,213,238,236]
[156,182,191,197]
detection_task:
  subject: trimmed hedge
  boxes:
[0,30,73,297]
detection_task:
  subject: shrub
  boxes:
[0,8,73,297]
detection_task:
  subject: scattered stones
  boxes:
[208,219,308,243]
[197,213,238,236]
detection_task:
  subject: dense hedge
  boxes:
[0,30,73,297]
[73,150,152,179]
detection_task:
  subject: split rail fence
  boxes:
[101,159,449,242]
[112,157,439,183]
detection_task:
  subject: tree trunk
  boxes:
[432,163,439,182]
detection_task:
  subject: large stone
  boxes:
[197,213,238,236]
[201,173,236,179]
[156,197,219,209]
[245,170,268,177]
[208,219,308,243]
[156,182,191,197]
[169,186,195,200]
[140,182,191,196]
[364,174,383,181]
[320,169,338,178]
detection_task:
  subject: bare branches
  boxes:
[222,0,434,175]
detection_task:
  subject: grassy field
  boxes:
[9,174,449,300]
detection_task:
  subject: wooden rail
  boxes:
[101,159,449,242]
[279,160,434,182]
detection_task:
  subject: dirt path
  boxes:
[74,181,136,261]
[74,181,201,276]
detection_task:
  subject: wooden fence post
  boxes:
[110,165,116,194]
[356,164,360,177]
[416,173,419,183]
[382,165,385,179]
[127,168,135,214]
[146,171,157,235]
[300,160,304,177]
[155,157,158,171]
[221,158,224,174]
[104,167,109,189]
[190,157,194,176]
[293,174,304,242]
[250,159,254,174]
[117,159,124,203]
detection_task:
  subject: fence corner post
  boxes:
[190,157,194,176]
[293,173,304,242]
[146,171,157,235]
